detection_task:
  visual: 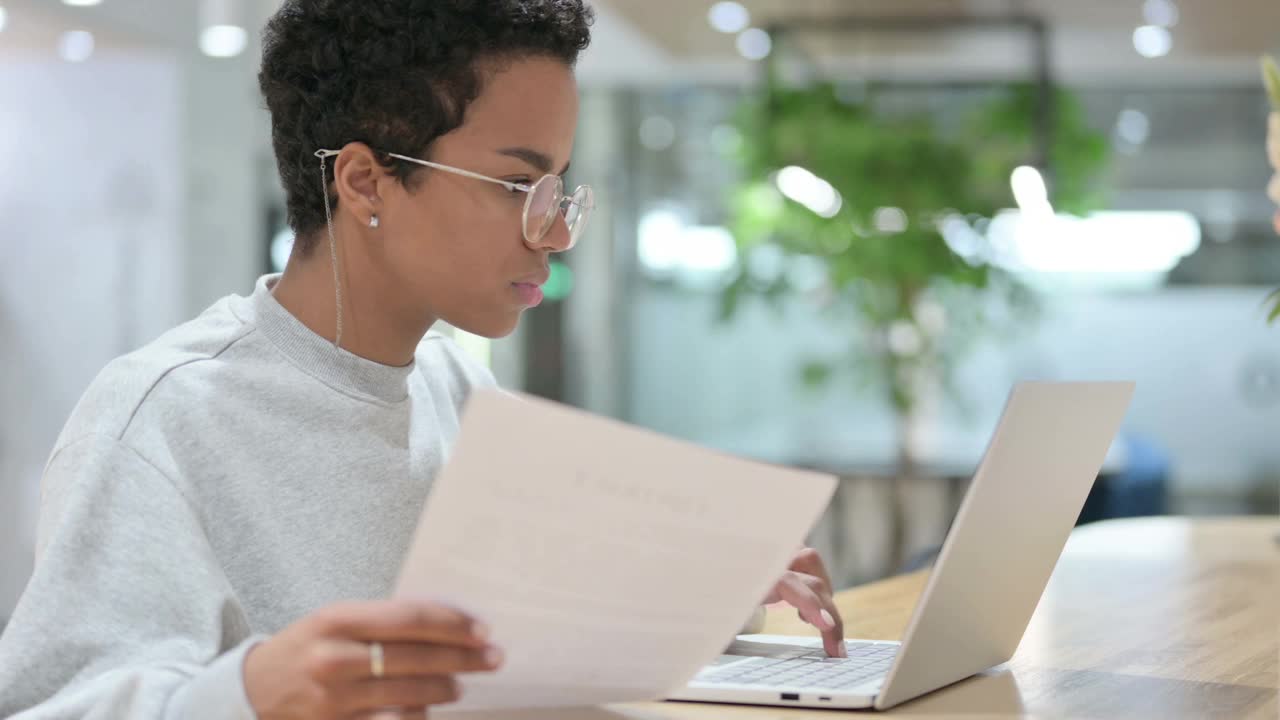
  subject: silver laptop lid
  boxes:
[876,381,1135,710]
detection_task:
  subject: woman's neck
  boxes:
[271,248,432,368]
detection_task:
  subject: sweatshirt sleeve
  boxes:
[0,434,266,719]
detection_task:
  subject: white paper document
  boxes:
[395,390,836,711]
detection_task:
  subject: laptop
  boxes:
[669,381,1135,711]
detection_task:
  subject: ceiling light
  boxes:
[1133,25,1172,59]
[61,0,103,6]
[199,0,247,58]
[736,28,772,61]
[708,2,750,34]
[200,25,247,58]
[1010,165,1052,217]
[637,210,738,277]
[776,166,842,218]
[990,210,1201,274]
[58,30,95,62]
[1115,108,1151,147]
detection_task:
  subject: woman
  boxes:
[0,2,845,718]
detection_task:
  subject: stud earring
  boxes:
[369,215,380,229]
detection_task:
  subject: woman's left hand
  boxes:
[763,548,847,658]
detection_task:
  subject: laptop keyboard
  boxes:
[697,642,897,691]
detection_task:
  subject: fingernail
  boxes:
[485,647,504,667]
[839,645,849,659]
[819,609,835,630]
[472,621,490,641]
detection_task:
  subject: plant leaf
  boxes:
[1263,55,1280,110]
[800,361,835,388]
[1267,288,1280,324]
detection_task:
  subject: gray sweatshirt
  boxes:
[0,274,496,718]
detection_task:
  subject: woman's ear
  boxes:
[331,142,387,226]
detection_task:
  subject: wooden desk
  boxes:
[469,517,1277,720]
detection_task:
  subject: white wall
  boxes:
[0,56,185,616]
[180,55,272,317]
[0,34,270,619]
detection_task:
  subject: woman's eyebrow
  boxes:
[497,146,571,176]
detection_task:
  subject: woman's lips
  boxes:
[512,282,544,307]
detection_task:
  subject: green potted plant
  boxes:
[720,80,1108,544]
[1262,55,1280,321]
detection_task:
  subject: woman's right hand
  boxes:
[243,599,502,719]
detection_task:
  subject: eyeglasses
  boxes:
[314,148,594,251]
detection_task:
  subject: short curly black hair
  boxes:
[259,0,594,253]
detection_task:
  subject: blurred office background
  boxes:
[1,0,1277,623]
